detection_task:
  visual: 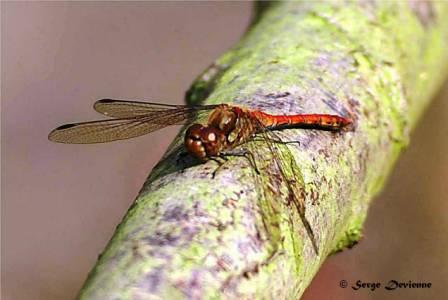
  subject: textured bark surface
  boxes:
[78,1,448,299]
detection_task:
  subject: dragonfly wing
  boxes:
[240,123,283,255]
[254,121,319,255]
[49,100,219,144]
[93,99,217,118]
[49,108,199,144]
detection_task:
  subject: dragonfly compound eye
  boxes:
[185,124,207,160]
[185,124,225,160]
[200,127,222,157]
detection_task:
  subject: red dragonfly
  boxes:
[48,99,352,254]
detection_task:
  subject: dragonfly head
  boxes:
[185,124,226,161]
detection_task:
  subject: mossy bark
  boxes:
[78,1,448,299]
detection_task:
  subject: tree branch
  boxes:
[78,1,448,299]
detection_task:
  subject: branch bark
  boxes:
[78,1,448,299]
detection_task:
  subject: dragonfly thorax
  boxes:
[207,105,238,135]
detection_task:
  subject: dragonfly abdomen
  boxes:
[253,111,352,131]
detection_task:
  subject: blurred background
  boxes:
[2,2,447,299]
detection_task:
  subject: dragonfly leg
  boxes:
[243,151,260,175]
[218,149,260,175]
[210,157,227,179]
[276,140,300,145]
[252,137,300,145]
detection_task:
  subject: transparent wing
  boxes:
[254,120,319,255]
[239,120,283,256]
[93,98,217,118]
[48,104,215,144]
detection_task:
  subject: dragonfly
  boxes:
[48,98,353,254]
